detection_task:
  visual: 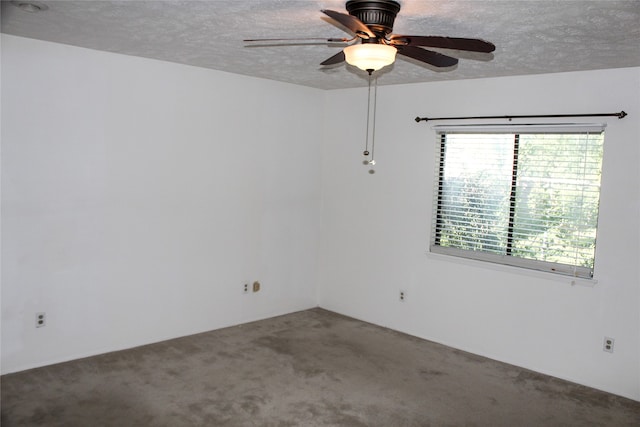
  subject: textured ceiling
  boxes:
[2,0,639,90]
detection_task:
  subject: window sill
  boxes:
[424,250,598,287]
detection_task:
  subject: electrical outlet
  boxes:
[399,290,406,302]
[603,337,614,353]
[243,283,249,294]
[253,281,261,293]
[36,312,46,328]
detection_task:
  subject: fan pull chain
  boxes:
[362,69,377,174]
[363,72,372,160]
[369,74,378,174]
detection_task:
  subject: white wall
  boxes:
[2,34,639,402]
[318,68,640,401]
[1,35,323,373]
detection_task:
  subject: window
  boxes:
[431,124,605,278]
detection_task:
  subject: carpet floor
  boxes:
[1,308,639,426]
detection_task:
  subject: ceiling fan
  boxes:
[245,0,496,73]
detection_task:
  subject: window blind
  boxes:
[431,125,605,278]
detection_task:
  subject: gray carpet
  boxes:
[2,308,639,426]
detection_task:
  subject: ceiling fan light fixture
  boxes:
[344,43,397,71]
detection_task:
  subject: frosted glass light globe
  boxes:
[344,44,397,71]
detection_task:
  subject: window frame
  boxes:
[430,124,605,279]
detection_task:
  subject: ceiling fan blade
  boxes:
[321,9,375,38]
[396,46,458,68]
[390,35,496,53]
[320,51,346,66]
[244,37,350,43]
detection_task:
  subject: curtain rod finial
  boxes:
[618,111,627,119]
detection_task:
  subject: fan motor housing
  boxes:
[346,0,401,36]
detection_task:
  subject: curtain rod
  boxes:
[414,111,627,123]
